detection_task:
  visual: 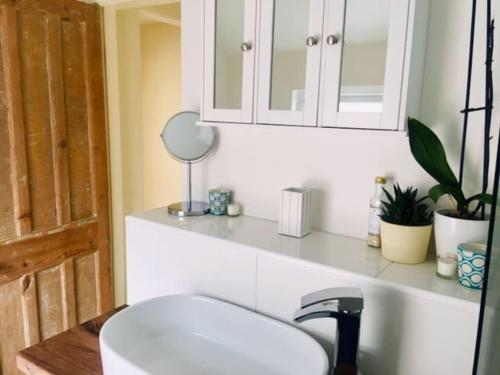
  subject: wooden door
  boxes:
[0,0,112,373]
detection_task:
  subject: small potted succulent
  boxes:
[408,118,493,257]
[380,184,433,264]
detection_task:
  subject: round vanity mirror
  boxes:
[161,112,215,162]
[160,112,216,216]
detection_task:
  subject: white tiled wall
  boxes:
[256,255,478,375]
[127,216,479,375]
[126,216,257,308]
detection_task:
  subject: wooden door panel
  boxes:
[18,12,58,231]
[0,278,27,375]
[0,253,102,374]
[36,266,65,340]
[0,0,111,374]
[46,14,71,227]
[1,5,32,237]
[61,19,93,222]
[0,221,98,284]
[75,252,100,324]
[83,2,113,314]
[0,40,15,240]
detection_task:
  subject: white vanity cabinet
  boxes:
[202,0,429,130]
[126,214,257,308]
[256,255,478,375]
[126,211,480,375]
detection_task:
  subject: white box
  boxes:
[279,188,312,238]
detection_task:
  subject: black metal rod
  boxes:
[459,0,477,187]
[460,106,493,113]
[481,4,494,219]
[483,13,494,196]
[187,162,192,211]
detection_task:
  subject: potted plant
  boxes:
[408,118,493,257]
[380,184,433,264]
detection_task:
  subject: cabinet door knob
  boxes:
[240,42,252,52]
[305,36,318,47]
[326,34,339,45]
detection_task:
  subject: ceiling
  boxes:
[140,3,181,25]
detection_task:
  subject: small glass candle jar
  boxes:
[436,254,458,279]
[209,189,231,215]
[227,203,240,217]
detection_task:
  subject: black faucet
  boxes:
[293,288,364,372]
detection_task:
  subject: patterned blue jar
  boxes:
[208,189,231,215]
[457,242,487,290]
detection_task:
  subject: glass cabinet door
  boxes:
[257,0,324,126]
[203,0,256,123]
[320,0,409,129]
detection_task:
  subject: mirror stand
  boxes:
[161,111,215,217]
[167,162,211,217]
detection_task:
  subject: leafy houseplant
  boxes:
[407,118,493,218]
[379,184,433,264]
[380,184,433,226]
[407,118,492,257]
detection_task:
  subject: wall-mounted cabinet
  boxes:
[257,0,323,127]
[201,0,429,130]
[203,0,257,123]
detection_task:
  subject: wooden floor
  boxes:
[16,306,126,375]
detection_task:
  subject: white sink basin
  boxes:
[100,295,329,375]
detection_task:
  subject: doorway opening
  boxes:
[105,0,182,305]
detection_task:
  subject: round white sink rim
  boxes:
[100,294,329,375]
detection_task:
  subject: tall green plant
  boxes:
[407,118,492,219]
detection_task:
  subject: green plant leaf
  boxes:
[429,184,466,204]
[465,193,494,206]
[416,195,430,204]
[382,187,395,204]
[408,118,459,187]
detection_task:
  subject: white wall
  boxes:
[141,22,182,210]
[182,0,500,240]
[116,9,144,216]
[104,1,182,305]
[107,8,143,306]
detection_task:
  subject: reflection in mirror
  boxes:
[214,0,244,110]
[270,0,310,111]
[340,0,390,113]
[161,112,215,162]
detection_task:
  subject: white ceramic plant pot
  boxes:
[434,209,489,257]
[380,221,432,264]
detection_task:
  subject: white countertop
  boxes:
[129,208,481,305]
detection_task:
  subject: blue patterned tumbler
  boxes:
[209,189,231,215]
[457,243,487,289]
